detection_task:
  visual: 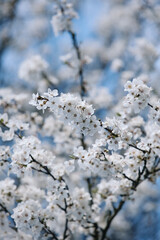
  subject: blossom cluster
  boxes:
[0,113,29,141]
[51,0,78,36]
[19,55,49,83]
[12,200,44,239]
[30,88,101,136]
[1,0,160,240]
[123,77,151,113]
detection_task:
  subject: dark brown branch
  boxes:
[0,203,17,232]
[68,30,85,98]
[0,0,20,70]
[63,218,69,240]
[0,203,11,215]
[148,103,159,111]
[80,134,87,149]
[101,155,160,239]
[105,127,119,138]
[40,219,59,240]
[86,177,93,206]
[56,2,85,98]
[105,126,149,154]
[128,143,149,154]
[101,200,125,240]
[62,199,69,240]
[31,167,48,175]
[0,120,22,139]
[29,154,56,180]
[30,155,71,239]
[122,173,135,183]
[148,103,154,108]
[68,28,100,238]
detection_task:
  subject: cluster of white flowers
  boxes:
[148,100,160,125]
[30,88,101,136]
[59,51,92,81]
[131,38,158,71]
[123,78,151,113]
[18,55,49,82]
[0,178,16,209]
[111,58,124,72]
[16,184,45,202]
[2,0,160,239]
[0,146,10,170]
[102,117,132,150]
[51,1,78,36]
[11,136,56,177]
[12,200,43,239]
[47,180,69,209]
[64,159,75,174]
[87,87,112,109]
[73,146,108,175]
[0,113,29,141]
[0,88,29,112]
[96,180,119,209]
[42,115,81,158]
[138,122,160,166]
[70,188,92,222]
[0,211,18,239]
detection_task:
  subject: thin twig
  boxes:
[68,30,85,98]
[122,173,135,183]
[128,143,148,154]
[40,219,59,240]
[0,203,17,232]
[100,200,125,240]
[29,154,56,180]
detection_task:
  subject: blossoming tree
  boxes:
[1,0,160,239]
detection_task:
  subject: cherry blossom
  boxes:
[1,1,160,240]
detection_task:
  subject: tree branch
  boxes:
[0,203,17,232]
[29,154,56,181]
[101,200,125,240]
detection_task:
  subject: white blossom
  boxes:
[51,2,78,36]
[12,200,43,239]
[19,55,48,82]
[0,178,16,209]
[123,77,152,113]
[30,89,101,136]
